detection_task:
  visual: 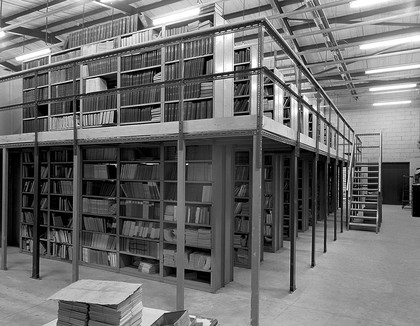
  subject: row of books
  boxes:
[82,110,117,127]
[23,152,34,163]
[233,234,248,248]
[50,101,79,115]
[165,62,180,80]
[264,166,273,179]
[82,40,116,56]
[234,98,250,114]
[137,259,159,274]
[23,73,49,89]
[163,248,211,271]
[84,180,116,197]
[82,198,118,215]
[83,215,116,234]
[84,163,117,179]
[234,216,250,233]
[120,200,160,220]
[51,242,73,260]
[22,166,34,178]
[23,88,48,102]
[23,180,35,193]
[164,103,179,122]
[51,197,73,212]
[82,231,117,250]
[234,48,251,64]
[121,69,160,87]
[165,19,213,37]
[51,48,82,64]
[184,82,213,99]
[21,224,33,238]
[81,93,116,112]
[121,106,161,123]
[81,248,117,267]
[121,87,161,106]
[121,28,161,47]
[51,150,72,162]
[51,180,73,195]
[51,229,72,244]
[163,204,211,225]
[234,183,249,197]
[50,115,79,131]
[84,148,118,161]
[265,196,273,209]
[22,194,34,208]
[23,56,48,70]
[186,162,212,181]
[120,163,160,180]
[265,212,273,226]
[234,201,250,215]
[65,14,143,49]
[264,181,273,195]
[22,117,48,133]
[120,181,161,200]
[121,49,161,72]
[264,225,272,237]
[51,213,73,228]
[165,44,180,62]
[185,228,211,248]
[184,57,213,78]
[52,165,73,178]
[51,81,80,98]
[184,37,214,58]
[120,238,159,258]
[50,67,80,85]
[234,81,250,96]
[121,220,160,239]
[22,211,34,224]
[264,99,274,112]
[234,248,249,265]
[235,166,249,181]
[183,100,213,121]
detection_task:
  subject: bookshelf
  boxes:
[119,146,162,277]
[262,154,282,252]
[81,147,118,268]
[233,150,251,268]
[298,159,303,232]
[49,148,74,260]
[163,144,215,287]
[282,156,291,241]
[20,148,74,260]
[233,46,255,116]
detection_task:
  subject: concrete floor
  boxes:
[1,205,420,326]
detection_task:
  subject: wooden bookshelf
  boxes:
[81,147,118,269]
[233,47,252,116]
[233,150,251,268]
[263,154,282,252]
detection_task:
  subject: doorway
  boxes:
[382,163,409,205]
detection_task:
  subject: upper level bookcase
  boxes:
[21,4,228,133]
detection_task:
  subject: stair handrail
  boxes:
[377,131,383,231]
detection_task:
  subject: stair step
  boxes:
[350,215,377,220]
[350,201,378,206]
[349,222,377,232]
[350,208,377,212]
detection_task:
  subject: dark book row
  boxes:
[23,88,49,102]
[121,106,160,123]
[121,49,161,71]
[23,73,49,89]
[184,37,214,58]
[51,67,80,84]
[121,87,161,106]
[83,57,118,77]
[83,94,117,112]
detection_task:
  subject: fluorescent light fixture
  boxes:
[350,0,391,8]
[373,100,411,107]
[369,83,417,92]
[15,48,51,62]
[360,35,420,50]
[366,64,420,75]
[373,88,419,95]
[0,30,5,38]
[153,8,200,25]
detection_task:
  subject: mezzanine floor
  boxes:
[0,205,419,326]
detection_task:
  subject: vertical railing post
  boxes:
[1,147,8,270]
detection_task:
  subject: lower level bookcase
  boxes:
[20,142,224,292]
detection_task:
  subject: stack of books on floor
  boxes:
[49,279,143,326]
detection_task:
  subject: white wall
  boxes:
[340,102,420,190]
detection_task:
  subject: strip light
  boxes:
[366,64,420,74]
[369,83,417,92]
[153,8,200,26]
[15,48,51,62]
[350,0,391,8]
[360,35,420,50]
[0,30,5,38]
[373,100,412,107]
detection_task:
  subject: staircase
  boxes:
[347,133,383,233]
